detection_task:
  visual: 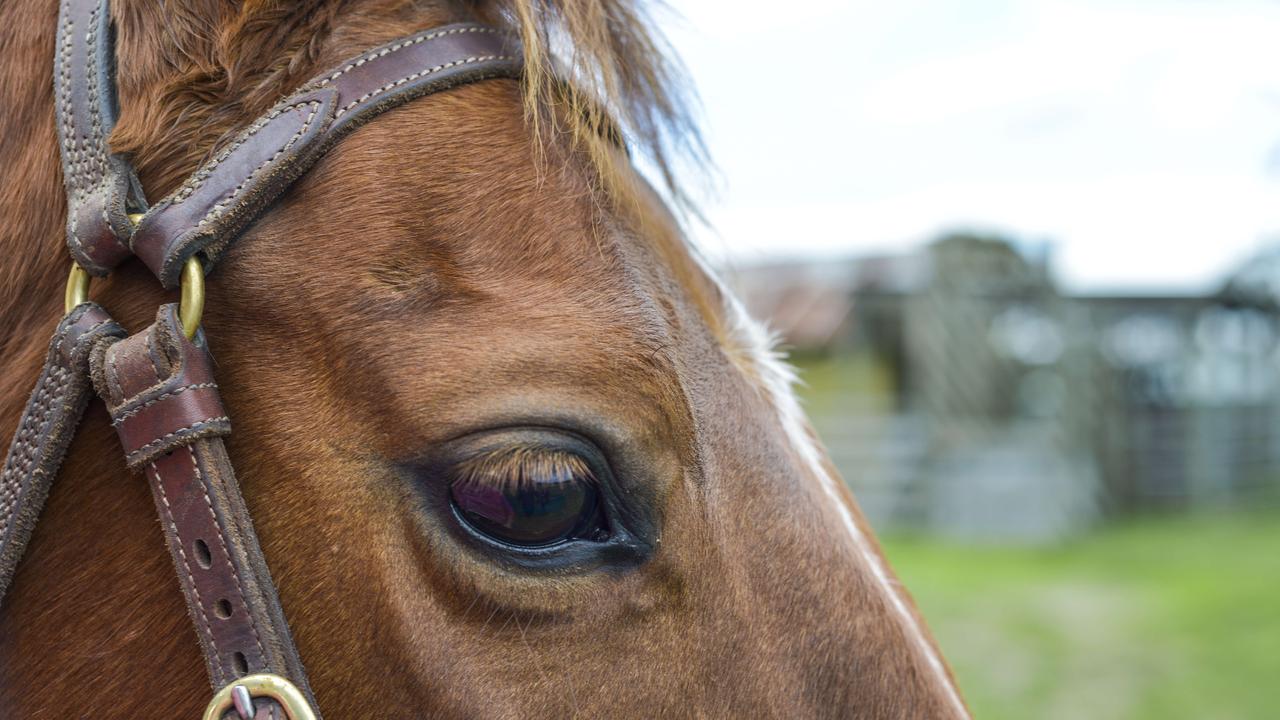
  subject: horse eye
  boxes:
[448,451,604,548]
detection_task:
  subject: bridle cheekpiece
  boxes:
[0,2,522,717]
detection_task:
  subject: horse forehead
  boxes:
[216,82,749,462]
[233,90,697,338]
[240,90,601,273]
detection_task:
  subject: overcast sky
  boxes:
[661,0,1280,293]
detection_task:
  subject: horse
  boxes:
[0,1,969,717]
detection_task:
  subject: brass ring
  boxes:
[65,256,201,337]
[116,212,204,339]
[179,255,205,339]
[203,673,316,720]
[64,263,90,314]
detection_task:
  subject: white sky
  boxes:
[660,0,1280,293]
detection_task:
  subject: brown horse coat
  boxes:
[0,1,968,716]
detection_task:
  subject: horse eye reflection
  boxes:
[448,448,603,547]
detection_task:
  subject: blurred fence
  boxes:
[730,235,1280,540]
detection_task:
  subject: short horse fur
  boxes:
[0,0,968,716]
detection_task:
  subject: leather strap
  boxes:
[100,314,230,469]
[55,0,144,276]
[0,304,125,606]
[33,8,524,716]
[128,22,519,288]
[94,306,317,717]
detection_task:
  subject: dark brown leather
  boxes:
[29,9,526,716]
[97,310,231,468]
[55,0,144,276]
[95,306,317,717]
[131,22,520,288]
[130,87,335,289]
[0,304,125,606]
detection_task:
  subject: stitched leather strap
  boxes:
[0,304,125,606]
[55,0,144,276]
[100,314,231,469]
[94,306,317,717]
[129,22,519,288]
[38,8,524,716]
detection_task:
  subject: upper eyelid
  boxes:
[413,426,630,511]
[411,427,658,568]
[440,428,610,474]
[450,446,598,489]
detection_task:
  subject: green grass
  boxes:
[787,352,1280,716]
[881,514,1280,720]
[790,350,895,416]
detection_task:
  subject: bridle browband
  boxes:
[0,2,521,717]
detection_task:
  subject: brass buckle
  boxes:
[63,213,205,339]
[203,673,316,720]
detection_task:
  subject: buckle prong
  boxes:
[204,673,315,720]
[231,684,255,719]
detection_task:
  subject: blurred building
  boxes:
[729,235,1280,541]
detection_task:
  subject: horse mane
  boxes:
[109,0,706,208]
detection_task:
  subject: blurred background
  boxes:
[662,1,1280,718]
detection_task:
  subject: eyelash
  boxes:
[411,426,658,571]
[451,446,598,492]
[446,445,607,549]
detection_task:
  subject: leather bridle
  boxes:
[0,2,521,717]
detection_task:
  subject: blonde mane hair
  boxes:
[493,0,706,210]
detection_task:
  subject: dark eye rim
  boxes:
[447,484,605,550]
[409,425,655,573]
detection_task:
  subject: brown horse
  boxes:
[0,1,968,717]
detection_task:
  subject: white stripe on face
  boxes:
[715,279,969,719]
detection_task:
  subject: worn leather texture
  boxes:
[94,305,318,717]
[0,303,125,606]
[55,0,143,275]
[36,8,524,715]
[132,22,520,287]
[96,307,231,468]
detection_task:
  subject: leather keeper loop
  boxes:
[57,302,128,370]
[93,304,231,468]
[67,190,132,274]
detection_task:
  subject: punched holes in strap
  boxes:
[92,304,315,709]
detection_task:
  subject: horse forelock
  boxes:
[107,0,707,211]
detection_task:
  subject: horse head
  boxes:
[0,1,966,716]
